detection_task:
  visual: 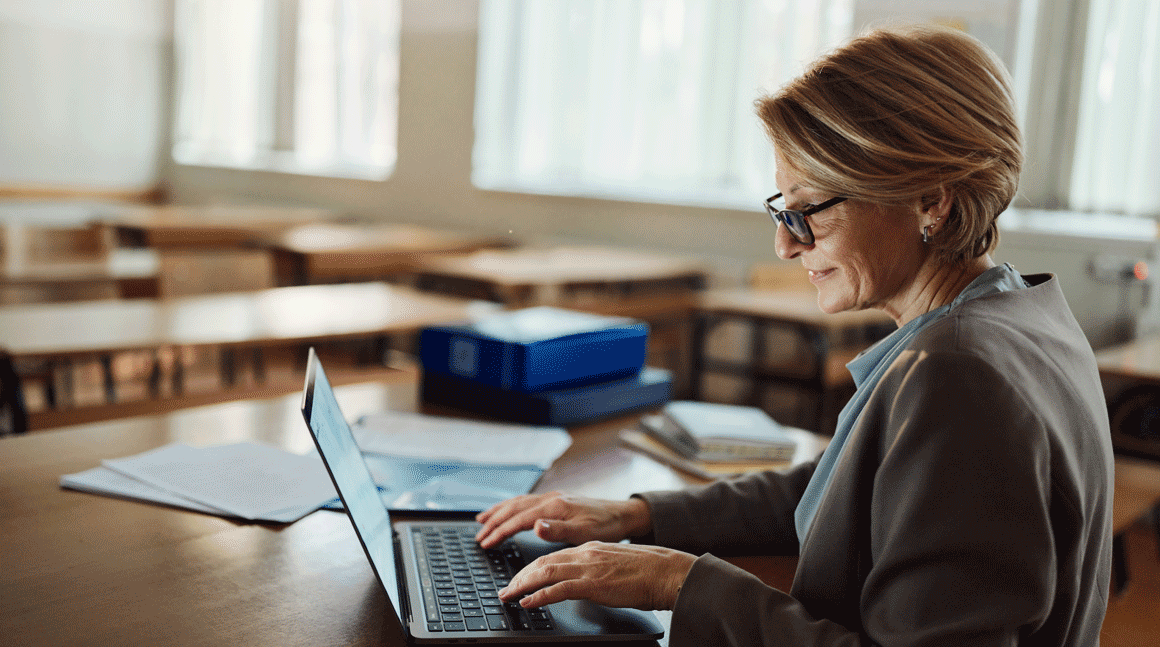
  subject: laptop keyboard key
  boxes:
[485,614,510,631]
[465,617,488,631]
[443,621,465,632]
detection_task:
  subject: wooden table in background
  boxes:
[0,380,808,647]
[102,204,335,249]
[258,222,516,286]
[1096,335,1160,460]
[0,255,160,303]
[0,283,497,428]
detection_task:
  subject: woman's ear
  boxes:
[920,186,952,225]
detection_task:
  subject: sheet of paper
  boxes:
[61,466,229,516]
[352,411,572,469]
[101,442,336,521]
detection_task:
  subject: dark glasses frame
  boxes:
[763,193,848,245]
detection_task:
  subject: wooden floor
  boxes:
[1103,518,1160,645]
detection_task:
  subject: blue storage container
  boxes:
[419,306,649,392]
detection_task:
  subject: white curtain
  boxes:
[1070,0,1160,216]
[172,0,400,180]
[473,0,853,210]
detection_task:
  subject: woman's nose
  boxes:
[774,221,809,260]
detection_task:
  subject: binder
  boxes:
[419,306,649,392]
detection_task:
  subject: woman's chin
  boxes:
[815,292,853,315]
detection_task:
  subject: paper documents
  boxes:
[61,442,337,523]
[61,412,572,520]
[352,411,572,469]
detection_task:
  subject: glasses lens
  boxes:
[764,195,813,244]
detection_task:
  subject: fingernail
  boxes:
[538,520,551,530]
[498,586,508,597]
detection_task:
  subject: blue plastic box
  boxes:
[419,306,649,393]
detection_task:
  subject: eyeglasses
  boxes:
[763,193,848,245]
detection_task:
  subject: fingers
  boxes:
[474,492,560,548]
[498,547,594,607]
[495,542,696,611]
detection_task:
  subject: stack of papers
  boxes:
[60,412,575,520]
[352,411,572,469]
[61,442,337,523]
[324,411,572,512]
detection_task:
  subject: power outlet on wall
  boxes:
[1088,254,1150,285]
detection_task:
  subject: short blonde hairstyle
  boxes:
[756,24,1022,265]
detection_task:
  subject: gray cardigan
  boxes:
[638,274,1113,646]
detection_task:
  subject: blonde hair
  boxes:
[756,24,1022,265]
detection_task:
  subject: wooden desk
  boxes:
[1096,336,1160,461]
[414,246,709,395]
[0,381,799,646]
[103,204,334,249]
[1,222,159,302]
[0,257,160,303]
[1096,335,1160,386]
[260,222,515,286]
[691,287,895,433]
[1,283,497,427]
[3,382,1145,643]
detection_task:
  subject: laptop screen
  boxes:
[301,349,403,615]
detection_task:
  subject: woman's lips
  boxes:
[808,269,834,283]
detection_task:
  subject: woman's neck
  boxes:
[890,255,997,327]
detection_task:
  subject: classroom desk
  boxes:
[259,222,516,286]
[0,380,802,647]
[0,256,160,303]
[103,204,335,249]
[1096,335,1160,386]
[1,283,497,426]
[690,287,894,433]
[414,246,709,395]
[1,223,160,302]
[1095,335,1160,461]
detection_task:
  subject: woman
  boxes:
[475,24,1113,646]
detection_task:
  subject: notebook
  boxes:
[300,348,664,644]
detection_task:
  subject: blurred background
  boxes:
[1,0,1158,428]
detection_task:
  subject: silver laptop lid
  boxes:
[300,347,405,619]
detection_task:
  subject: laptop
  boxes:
[299,348,665,644]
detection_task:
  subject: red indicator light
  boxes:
[1135,261,1149,281]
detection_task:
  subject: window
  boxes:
[172,0,400,180]
[473,0,854,210]
[1069,0,1160,217]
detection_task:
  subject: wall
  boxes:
[159,0,1148,349]
[0,0,169,191]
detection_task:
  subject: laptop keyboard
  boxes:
[412,526,555,633]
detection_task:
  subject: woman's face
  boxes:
[773,162,929,321]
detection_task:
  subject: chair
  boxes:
[0,349,29,435]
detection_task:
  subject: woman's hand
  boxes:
[474,492,652,549]
[497,541,696,611]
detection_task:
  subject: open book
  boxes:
[640,400,798,463]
